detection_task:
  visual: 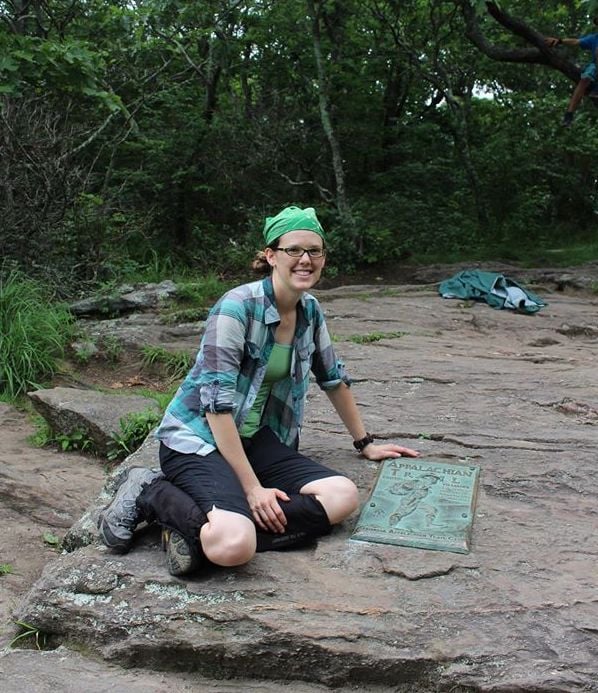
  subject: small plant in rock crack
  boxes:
[42,531,61,549]
[0,563,14,576]
[107,409,161,461]
[9,620,48,650]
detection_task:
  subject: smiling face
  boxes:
[265,230,326,298]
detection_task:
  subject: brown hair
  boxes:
[251,239,280,275]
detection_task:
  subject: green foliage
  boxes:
[136,385,179,412]
[28,414,95,453]
[347,331,406,344]
[0,563,14,576]
[100,335,123,363]
[28,415,54,448]
[9,620,48,650]
[141,346,193,380]
[581,0,598,15]
[107,409,161,462]
[0,34,111,104]
[160,276,236,324]
[175,277,235,307]
[1,1,598,288]
[42,532,61,548]
[0,271,74,400]
[160,307,210,325]
[54,430,95,453]
[73,341,97,364]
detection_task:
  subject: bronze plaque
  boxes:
[352,458,480,554]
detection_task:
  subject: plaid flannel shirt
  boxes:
[155,276,350,455]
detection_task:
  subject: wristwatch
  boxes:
[353,433,375,452]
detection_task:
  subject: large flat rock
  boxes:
[27,387,160,456]
[14,284,598,691]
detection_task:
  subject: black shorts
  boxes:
[159,426,343,521]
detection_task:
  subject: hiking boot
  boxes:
[162,528,203,576]
[97,466,163,553]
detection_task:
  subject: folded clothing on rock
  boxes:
[438,270,546,314]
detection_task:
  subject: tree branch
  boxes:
[459,0,580,82]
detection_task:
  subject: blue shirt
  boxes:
[579,33,598,63]
[155,276,350,455]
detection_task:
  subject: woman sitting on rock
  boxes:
[98,206,418,575]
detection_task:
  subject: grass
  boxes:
[9,620,48,650]
[28,414,96,453]
[160,307,210,325]
[409,236,598,268]
[347,331,406,344]
[107,408,162,461]
[529,242,598,267]
[141,345,193,380]
[0,270,75,400]
[100,334,123,363]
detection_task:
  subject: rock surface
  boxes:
[8,278,598,691]
[27,387,160,457]
[77,310,204,350]
[69,280,178,317]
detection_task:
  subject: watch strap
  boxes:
[353,433,374,452]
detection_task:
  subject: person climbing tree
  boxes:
[545,17,598,126]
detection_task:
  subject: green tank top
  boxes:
[239,343,292,438]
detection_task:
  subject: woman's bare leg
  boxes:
[299,475,359,524]
[200,508,256,566]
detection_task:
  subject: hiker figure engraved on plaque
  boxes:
[352,458,480,554]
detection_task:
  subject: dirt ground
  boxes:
[0,357,149,649]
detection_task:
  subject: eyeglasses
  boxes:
[275,246,326,258]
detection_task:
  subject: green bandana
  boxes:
[263,206,326,246]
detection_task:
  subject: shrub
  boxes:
[0,270,74,399]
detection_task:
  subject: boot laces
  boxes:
[116,499,138,529]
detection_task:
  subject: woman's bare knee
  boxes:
[301,476,359,524]
[201,510,256,566]
[205,532,256,566]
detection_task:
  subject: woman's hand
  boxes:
[247,486,290,533]
[361,443,419,461]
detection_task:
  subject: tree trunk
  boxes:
[446,95,489,230]
[306,0,356,242]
